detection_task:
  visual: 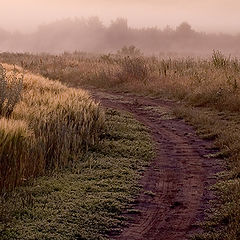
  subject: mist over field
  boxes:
[1,0,240,55]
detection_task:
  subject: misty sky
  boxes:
[1,0,239,34]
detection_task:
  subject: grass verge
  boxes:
[0,108,154,240]
[173,105,240,240]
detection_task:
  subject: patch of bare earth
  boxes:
[91,91,223,240]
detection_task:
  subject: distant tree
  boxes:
[176,22,194,36]
[107,18,130,49]
[163,25,174,34]
[109,18,128,31]
[87,16,104,30]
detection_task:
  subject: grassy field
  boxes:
[1,51,240,239]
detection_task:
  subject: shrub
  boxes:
[117,45,143,57]
[212,50,229,68]
[0,64,23,117]
[116,56,150,83]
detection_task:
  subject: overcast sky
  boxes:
[1,0,239,34]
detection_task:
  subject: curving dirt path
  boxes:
[91,90,222,240]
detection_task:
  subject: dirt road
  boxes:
[91,91,222,240]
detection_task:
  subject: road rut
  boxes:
[91,91,222,240]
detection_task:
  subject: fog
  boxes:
[2,0,240,34]
[1,0,240,55]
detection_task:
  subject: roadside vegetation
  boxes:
[0,63,104,192]
[0,63,153,239]
[173,106,240,240]
[1,49,240,239]
[0,107,153,239]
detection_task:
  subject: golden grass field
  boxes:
[0,64,104,192]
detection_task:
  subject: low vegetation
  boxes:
[0,108,153,240]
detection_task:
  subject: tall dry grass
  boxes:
[0,64,104,192]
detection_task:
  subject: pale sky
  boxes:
[1,0,239,34]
